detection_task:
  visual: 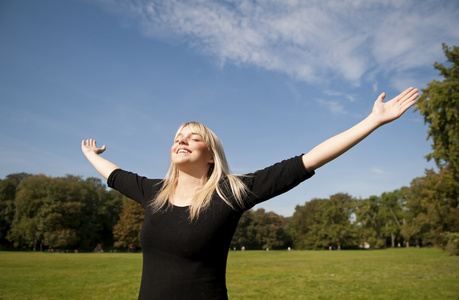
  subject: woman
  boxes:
[82,87,418,299]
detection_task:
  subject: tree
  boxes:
[291,193,357,250]
[250,208,289,250]
[6,174,123,251]
[0,173,31,248]
[230,209,253,249]
[355,190,410,248]
[7,175,52,250]
[68,177,124,250]
[403,168,459,247]
[355,195,387,248]
[230,208,290,250]
[379,189,405,248]
[410,44,459,251]
[113,198,144,249]
[415,44,459,179]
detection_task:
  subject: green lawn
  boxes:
[1,248,458,299]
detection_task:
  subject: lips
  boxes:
[177,148,191,154]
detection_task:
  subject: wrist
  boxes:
[365,112,384,129]
[84,150,100,159]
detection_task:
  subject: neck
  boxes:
[172,170,208,206]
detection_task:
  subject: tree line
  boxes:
[0,169,456,252]
[0,173,124,251]
[1,44,457,254]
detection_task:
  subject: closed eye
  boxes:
[191,134,203,142]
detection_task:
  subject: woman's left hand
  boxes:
[371,87,419,126]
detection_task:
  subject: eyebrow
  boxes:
[176,133,202,138]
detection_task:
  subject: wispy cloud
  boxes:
[370,167,386,175]
[95,0,459,87]
[324,90,356,103]
[315,98,347,115]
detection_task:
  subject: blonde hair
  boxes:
[149,122,248,220]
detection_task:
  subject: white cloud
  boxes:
[324,90,356,103]
[94,0,459,87]
[315,98,347,115]
[370,167,386,175]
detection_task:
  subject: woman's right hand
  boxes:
[81,139,118,179]
[82,139,106,155]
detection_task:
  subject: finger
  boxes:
[378,92,386,102]
[398,92,418,112]
[399,87,417,102]
[402,87,415,96]
[394,87,413,102]
[400,93,418,111]
[399,89,419,105]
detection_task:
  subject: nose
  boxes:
[177,137,188,145]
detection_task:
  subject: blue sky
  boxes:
[1,0,458,216]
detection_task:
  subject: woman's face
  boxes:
[170,126,214,170]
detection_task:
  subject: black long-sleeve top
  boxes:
[107,155,314,299]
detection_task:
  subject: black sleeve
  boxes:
[107,169,161,208]
[241,155,314,209]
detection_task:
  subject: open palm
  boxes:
[372,87,419,125]
[81,139,106,155]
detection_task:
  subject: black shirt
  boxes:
[108,155,314,299]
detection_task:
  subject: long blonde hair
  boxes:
[149,122,248,220]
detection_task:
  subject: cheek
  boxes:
[196,145,210,160]
[205,148,214,161]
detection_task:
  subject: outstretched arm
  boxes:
[302,87,419,172]
[81,139,120,179]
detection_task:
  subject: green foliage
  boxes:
[444,232,459,255]
[355,190,407,248]
[3,174,123,251]
[291,193,358,249]
[7,174,52,250]
[113,199,144,249]
[415,44,459,179]
[0,174,31,248]
[404,168,459,247]
[1,166,458,252]
[231,208,290,250]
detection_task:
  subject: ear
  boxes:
[209,157,214,164]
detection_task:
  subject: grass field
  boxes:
[1,248,458,299]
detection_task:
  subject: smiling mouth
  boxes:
[177,149,191,154]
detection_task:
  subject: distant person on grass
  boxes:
[82,87,418,299]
